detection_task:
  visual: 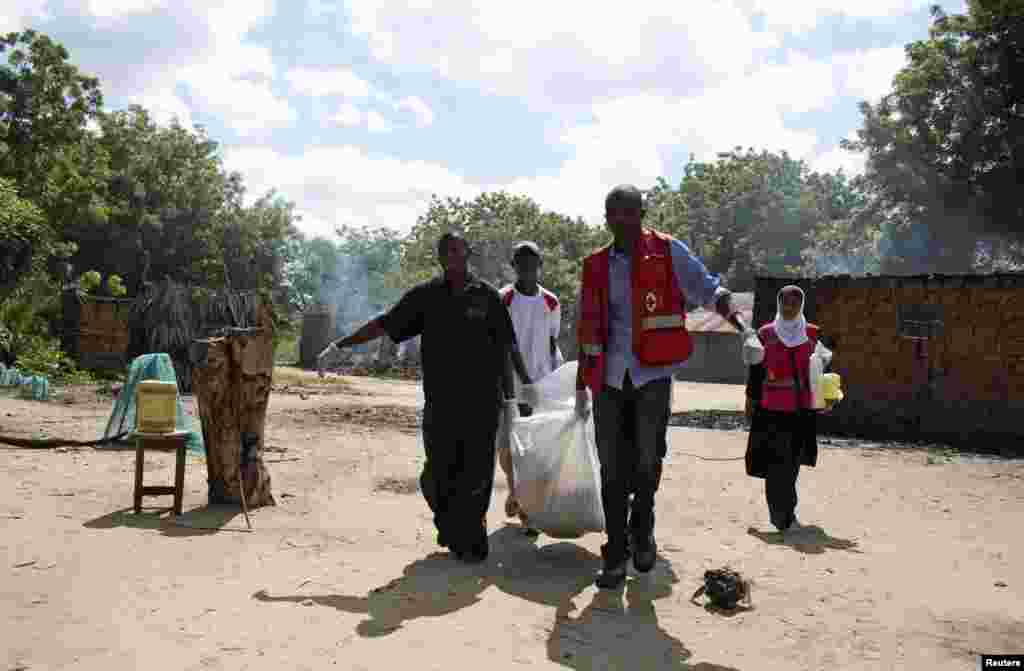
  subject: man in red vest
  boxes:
[575,185,751,589]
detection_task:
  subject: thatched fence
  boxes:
[63,279,265,393]
[128,279,263,393]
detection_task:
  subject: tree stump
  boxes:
[190,302,276,507]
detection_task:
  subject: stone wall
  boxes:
[753,273,1024,454]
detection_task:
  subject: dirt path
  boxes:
[1,373,1021,670]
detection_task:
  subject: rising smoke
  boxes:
[318,251,417,363]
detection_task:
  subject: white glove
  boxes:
[574,389,591,420]
[814,340,833,368]
[552,345,565,371]
[497,400,519,453]
[317,342,338,377]
[519,384,541,408]
[741,329,764,366]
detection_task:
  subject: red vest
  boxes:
[758,323,819,413]
[577,229,692,395]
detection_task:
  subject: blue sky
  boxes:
[4,0,967,239]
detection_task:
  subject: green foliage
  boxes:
[0,30,104,202]
[0,269,60,359]
[274,332,299,365]
[107,274,126,297]
[79,270,101,292]
[0,176,51,303]
[282,235,343,314]
[647,149,867,288]
[845,1,1024,273]
[335,223,404,320]
[398,191,607,355]
[72,106,240,293]
[8,333,90,383]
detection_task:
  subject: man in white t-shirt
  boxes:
[497,241,563,532]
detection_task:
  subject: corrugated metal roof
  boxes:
[685,292,754,333]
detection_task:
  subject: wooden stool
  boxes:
[133,431,189,516]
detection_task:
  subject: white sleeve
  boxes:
[551,303,561,339]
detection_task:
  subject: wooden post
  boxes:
[190,300,277,508]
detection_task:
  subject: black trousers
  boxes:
[765,438,801,531]
[593,373,672,565]
[419,402,500,553]
[748,409,809,531]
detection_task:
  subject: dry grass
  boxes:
[272,366,354,390]
[280,403,422,434]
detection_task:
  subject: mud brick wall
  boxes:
[753,274,1024,454]
[61,291,133,370]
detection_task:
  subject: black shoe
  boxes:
[595,560,627,589]
[630,533,657,573]
[455,549,487,563]
[461,546,488,563]
[454,535,488,563]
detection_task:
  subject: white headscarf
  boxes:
[773,285,808,348]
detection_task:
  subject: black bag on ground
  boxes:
[690,568,751,610]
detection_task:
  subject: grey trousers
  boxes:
[593,373,672,564]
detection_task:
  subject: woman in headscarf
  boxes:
[743,285,837,532]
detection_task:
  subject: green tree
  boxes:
[0,176,50,303]
[799,171,881,275]
[281,235,342,315]
[657,149,836,289]
[72,106,240,293]
[0,30,103,203]
[399,191,606,357]
[843,1,1024,273]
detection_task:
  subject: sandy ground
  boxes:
[1,371,1023,671]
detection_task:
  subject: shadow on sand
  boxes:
[252,524,592,637]
[252,524,742,669]
[746,524,861,555]
[83,504,250,537]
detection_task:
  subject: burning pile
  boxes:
[327,363,422,381]
[327,340,422,380]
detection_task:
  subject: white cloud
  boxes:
[171,0,294,136]
[813,134,867,176]
[285,67,373,98]
[223,43,898,235]
[10,0,295,137]
[742,0,934,33]
[840,46,908,103]
[330,102,363,127]
[345,1,779,103]
[397,96,434,128]
[183,71,296,136]
[223,145,482,236]
[502,51,837,221]
[365,110,393,133]
[0,1,49,32]
[84,0,168,19]
[129,88,194,129]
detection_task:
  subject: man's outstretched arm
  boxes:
[334,319,386,348]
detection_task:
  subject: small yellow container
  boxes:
[821,373,843,401]
[136,380,178,434]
